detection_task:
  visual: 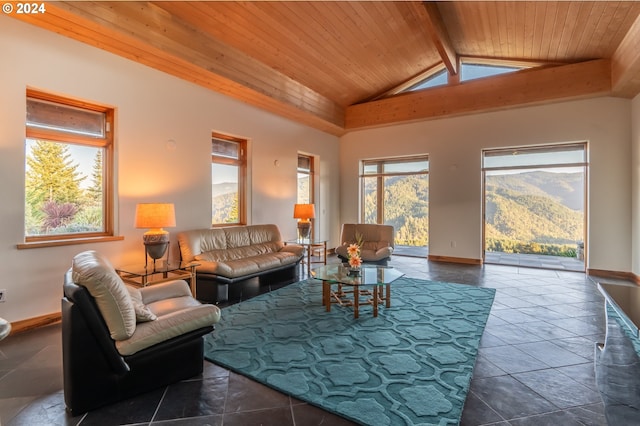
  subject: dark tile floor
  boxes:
[0,254,613,425]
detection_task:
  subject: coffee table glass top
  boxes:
[311,264,404,285]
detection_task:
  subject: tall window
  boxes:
[483,143,587,267]
[361,156,429,249]
[297,154,314,204]
[24,89,114,243]
[211,132,246,226]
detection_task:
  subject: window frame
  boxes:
[297,153,314,205]
[360,155,429,224]
[19,89,118,249]
[211,131,247,227]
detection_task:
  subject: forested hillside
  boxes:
[362,170,582,257]
[484,171,584,256]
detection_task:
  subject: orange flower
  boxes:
[347,243,360,257]
[349,255,362,268]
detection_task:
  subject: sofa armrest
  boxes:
[281,243,304,258]
[140,280,192,304]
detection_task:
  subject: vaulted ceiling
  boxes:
[11,1,640,136]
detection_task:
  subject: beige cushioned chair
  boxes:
[63,250,221,414]
[335,223,395,265]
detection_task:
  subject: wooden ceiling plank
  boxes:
[227,3,356,100]
[420,2,458,75]
[530,2,548,60]
[345,59,611,130]
[612,11,640,98]
[569,2,597,60]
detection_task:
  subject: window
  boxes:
[23,89,115,245]
[404,69,448,93]
[361,156,429,253]
[297,154,314,205]
[482,143,587,268]
[460,63,524,82]
[211,132,246,226]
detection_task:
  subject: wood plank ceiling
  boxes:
[10,1,640,136]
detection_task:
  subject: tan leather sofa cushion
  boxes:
[71,251,136,341]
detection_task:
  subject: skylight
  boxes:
[396,61,530,96]
[460,63,523,82]
[405,69,448,92]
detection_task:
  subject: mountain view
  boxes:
[364,170,583,258]
[212,182,238,224]
[485,171,584,257]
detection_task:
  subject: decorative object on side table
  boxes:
[293,203,315,239]
[346,240,363,276]
[135,203,176,267]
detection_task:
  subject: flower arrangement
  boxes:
[346,243,362,269]
[346,231,364,270]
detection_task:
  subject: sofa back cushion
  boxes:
[340,224,395,248]
[178,224,284,262]
[71,250,136,341]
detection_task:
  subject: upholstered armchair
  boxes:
[62,250,221,414]
[335,223,395,265]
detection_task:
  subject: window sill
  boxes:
[17,235,124,250]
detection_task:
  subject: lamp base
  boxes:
[297,222,311,240]
[143,232,170,269]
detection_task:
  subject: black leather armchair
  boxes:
[62,251,221,414]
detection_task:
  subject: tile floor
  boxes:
[0,254,614,425]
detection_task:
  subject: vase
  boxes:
[348,267,361,277]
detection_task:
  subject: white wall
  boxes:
[0,16,340,323]
[341,98,632,271]
[632,93,640,276]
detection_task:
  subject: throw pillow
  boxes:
[126,286,157,322]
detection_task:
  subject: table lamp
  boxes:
[293,203,315,240]
[135,203,176,267]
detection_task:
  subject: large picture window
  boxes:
[211,132,246,226]
[361,156,429,254]
[482,143,587,271]
[23,89,114,245]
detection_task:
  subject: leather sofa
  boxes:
[62,250,221,414]
[177,224,304,302]
[335,223,395,265]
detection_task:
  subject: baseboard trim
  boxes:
[428,255,483,265]
[587,268,639,284]
[10,312,61,336]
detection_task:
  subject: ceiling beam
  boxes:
[417,2,458,76]
[345,59,611,130]
[10,1,345,136]
[611,13,640,98]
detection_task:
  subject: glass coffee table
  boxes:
[311,264,404,318]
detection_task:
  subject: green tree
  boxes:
[25,140,85,232]
[87,150,103,203]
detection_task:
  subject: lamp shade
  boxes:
[293,204,315,220]
[135,203,176,229]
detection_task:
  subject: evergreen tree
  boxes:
[25,140,85,230]
[87,150,103,203]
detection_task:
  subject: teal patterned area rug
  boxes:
[204,277,495,425]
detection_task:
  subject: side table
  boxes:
[116,261,200,298]
[286,238,327,275]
